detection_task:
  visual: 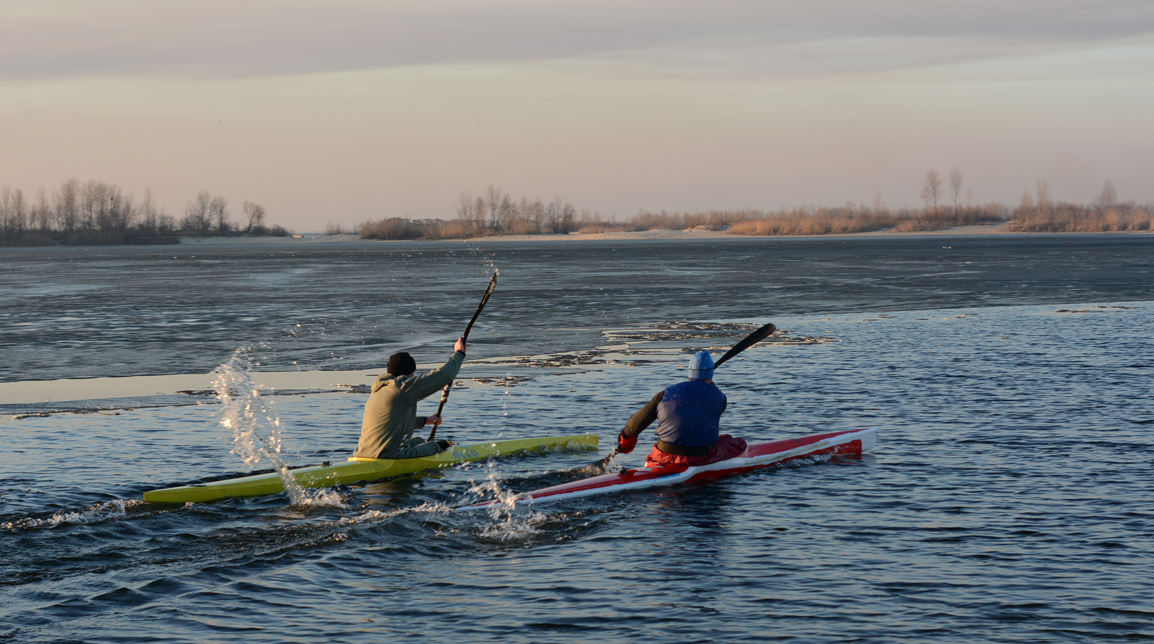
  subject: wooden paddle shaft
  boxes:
[429,273,498,440]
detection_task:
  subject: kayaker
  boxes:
[616,350,747,467]
[354,337,467,459]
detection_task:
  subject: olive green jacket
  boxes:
[354,351,465,458]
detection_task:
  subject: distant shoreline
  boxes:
[5,217,1149,250]
[178,221,1154,245]
[6,224,1142,249]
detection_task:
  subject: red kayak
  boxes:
[458,427,876,511]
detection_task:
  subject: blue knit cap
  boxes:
[689,350,715,380]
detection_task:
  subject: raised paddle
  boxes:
[428,273,498,441]
[595,321,777,468]
[713,321,778,368]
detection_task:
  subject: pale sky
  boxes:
[2,1,1152,231]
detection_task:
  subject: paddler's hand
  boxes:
[454,337,467,354]
[617,432,638,454]
[425,414,443,428]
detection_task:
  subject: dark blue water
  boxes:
[2,235,1153,642]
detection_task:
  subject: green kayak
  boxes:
[143,433,598,504]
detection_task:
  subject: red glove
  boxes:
[617,432,638,454]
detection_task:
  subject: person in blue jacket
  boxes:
[616,351,747,467]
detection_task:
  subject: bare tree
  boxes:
[0,187,28,237]
[209,195,230,233]
[182,190,213,235]
[95,185,115,232]
[1019,189,1034,213]
[559,202,576,233]
[33,187,52,232]
[1095,180,1118,209]
[872,191,889,216]
[455,192,487,236]
[111,191,135,234]
[485,186,502,231]
[79,180,106,231]
[157,211,176,234]
[456,192,474,222]
[484,186,514,232]
[99,184,133,235]
[949,167,964,213]
[12,188,27,235]
[55,178,80,232]
[243,201,266,233]
[0,188,9,236]
[545,198,562,233]
[1036,178,1050,218]
[138,188,159,233]
[526,198,546,233]
[921,169,942,216]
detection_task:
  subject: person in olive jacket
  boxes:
[354,337,466,459]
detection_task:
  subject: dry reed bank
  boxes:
[358,179,1153,241]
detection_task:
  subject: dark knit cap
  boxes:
[387,352,416,376]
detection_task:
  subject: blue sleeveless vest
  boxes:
[654,380,727,448]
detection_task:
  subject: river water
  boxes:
[2,234,1153,643]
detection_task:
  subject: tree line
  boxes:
[361,187,582,240]
[358,175,1151,240]
[0,179,286,246]
[683,171,1149,236]
[1004,178,1152,232]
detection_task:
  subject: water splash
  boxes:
[575,451,619,476]
[500,374,511,424]
[466,465,546,540]
[338,501,447,527]
[458,245,499,278]
[2,498,149,531]
[213,349,345,508]
[484,258,500,278]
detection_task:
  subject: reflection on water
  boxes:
[2,238,1153,643]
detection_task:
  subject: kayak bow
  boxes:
[458,427,874,511]
[144,433,598,504]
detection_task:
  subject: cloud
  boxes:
[2,0,1152,80]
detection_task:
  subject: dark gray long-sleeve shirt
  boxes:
[622,390,665,439]
[623,381,728,447]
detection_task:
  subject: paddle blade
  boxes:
[714,322,776,367]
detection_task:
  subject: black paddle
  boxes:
[713,321,778,368]
[428,273,498,442]
[595,321,777,468]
